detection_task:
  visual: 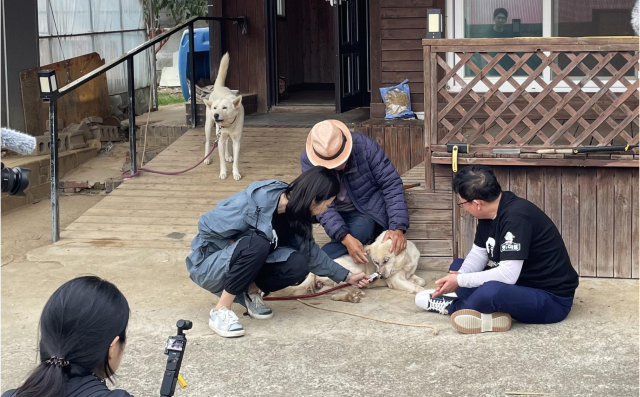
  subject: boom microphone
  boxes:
[1,128,37,155]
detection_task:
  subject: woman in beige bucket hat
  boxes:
[302,120,410,263]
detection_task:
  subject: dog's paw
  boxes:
[219,171,227,180]
[225,154,233,163]
[331,290,362,303]
[233,172,242,181]
[413,277,426,287]
[204,158,212,165]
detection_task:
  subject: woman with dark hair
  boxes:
[186,166,371,338]
[2,276,131,397]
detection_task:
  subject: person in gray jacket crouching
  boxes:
[186,166,371,338]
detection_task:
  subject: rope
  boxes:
[121,139,218,179]
[296,299,439,335]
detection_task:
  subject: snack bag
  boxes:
[379,79,416,120]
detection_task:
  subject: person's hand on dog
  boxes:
[342,234,368,264]
[382,229,407,255]
[432,273,459,297]
[347,272,371,288]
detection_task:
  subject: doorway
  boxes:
[268,0,369,113]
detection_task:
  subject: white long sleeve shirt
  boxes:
[456,244,524,288]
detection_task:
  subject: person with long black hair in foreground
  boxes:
[2,276,132,397]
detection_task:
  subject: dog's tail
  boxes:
[214,52,230,89]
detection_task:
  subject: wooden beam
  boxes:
[423,36,640,47]
[430,157,639,168]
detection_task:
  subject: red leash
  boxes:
[263,283,351,301]
[121,139,219,179]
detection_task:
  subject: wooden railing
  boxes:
[422,37,639,189]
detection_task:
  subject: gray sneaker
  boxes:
[209,307,245,338]
[245,292,274,319]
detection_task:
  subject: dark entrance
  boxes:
[267,0,370,113]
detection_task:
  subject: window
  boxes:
[277,0,285,17]
[445,0,637,91]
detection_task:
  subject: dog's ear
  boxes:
[232,95,243,109]
[203,99,212,108]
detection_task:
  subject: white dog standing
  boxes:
[203,52,244,181]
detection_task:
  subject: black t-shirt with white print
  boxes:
[473,191,579,297]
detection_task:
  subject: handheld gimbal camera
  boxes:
[160,319,192,397]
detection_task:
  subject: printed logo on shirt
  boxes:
[500,231,521,252]
[485,237,496,257]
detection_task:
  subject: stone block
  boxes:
[60,131,87,150]
[92,126,120,142]
[35,135,50,156]
[83,116,103,124]
[105,178,122,194]
[62,121,92,142]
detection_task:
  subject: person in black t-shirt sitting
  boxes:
[415,165,579,334]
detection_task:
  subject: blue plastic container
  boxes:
[178,28,211,100]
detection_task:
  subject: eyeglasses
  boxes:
[456,199,471,207]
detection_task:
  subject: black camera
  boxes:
[1,162,30,196]
[160,320,193,397]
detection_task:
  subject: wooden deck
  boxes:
[60,127,311,248]
[57,126,454,271]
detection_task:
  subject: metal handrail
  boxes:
[57,16,247,96]
[44,15,248,242]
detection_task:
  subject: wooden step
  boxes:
[270,105,336,114]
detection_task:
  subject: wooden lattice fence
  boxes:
[422,38,639,183]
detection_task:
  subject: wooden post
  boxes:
[423,44,433,192]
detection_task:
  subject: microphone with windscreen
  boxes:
[1,128,37,196]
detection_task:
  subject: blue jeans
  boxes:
[321,211,383,259]
[448,259,574,324]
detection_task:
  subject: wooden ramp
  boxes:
[59,129,453,270]
[60,127,308,248]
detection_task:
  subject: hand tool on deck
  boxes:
[537,145,638,154]
[447,143,469,172]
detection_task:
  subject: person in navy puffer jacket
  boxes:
[301,120,410,264]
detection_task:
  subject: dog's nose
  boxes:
[214,113,220,119]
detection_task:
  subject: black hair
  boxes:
[494,8,508,18]
[452,165,502,202]
[16,276,130,397]
[285,166,340,240]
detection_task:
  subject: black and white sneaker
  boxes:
[415,289,457,315]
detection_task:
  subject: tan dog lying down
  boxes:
[269,231,426,301]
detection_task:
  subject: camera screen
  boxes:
[166,338,184,352]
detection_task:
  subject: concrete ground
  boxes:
[1,199,638,397]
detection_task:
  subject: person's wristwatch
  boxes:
[343,271,352,283]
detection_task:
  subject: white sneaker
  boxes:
[209,307,245,338]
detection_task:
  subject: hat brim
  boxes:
[306,120,353,169]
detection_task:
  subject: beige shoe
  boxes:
[450,309,512,334]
